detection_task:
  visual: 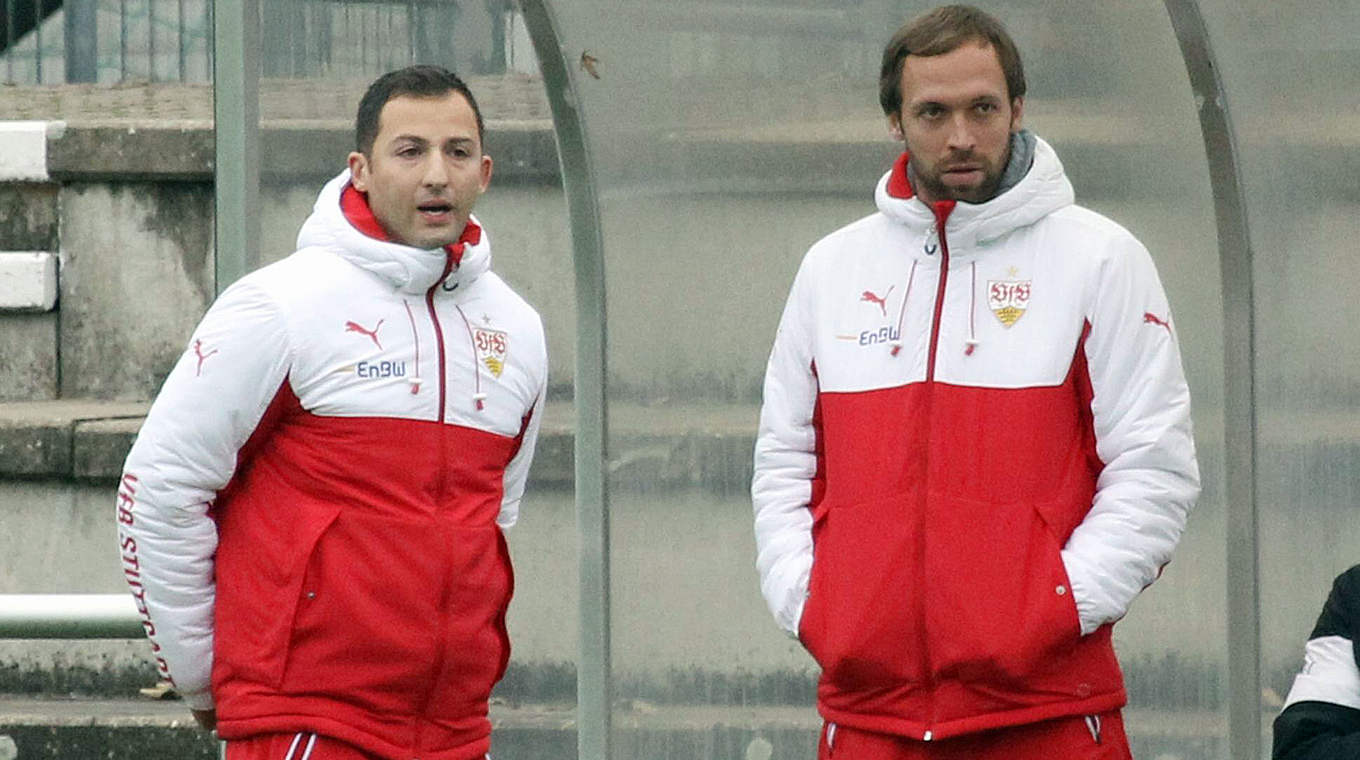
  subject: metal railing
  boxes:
[0,593,142,638]
[1,0,213,83]
[1,0,516,85]
[0,594,226,758]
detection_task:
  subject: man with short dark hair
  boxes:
[117,65,547,759]
[752,6,1199,758]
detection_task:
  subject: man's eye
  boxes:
[919,106,944,119]
[398,147,421,158]
[976,102,997,113]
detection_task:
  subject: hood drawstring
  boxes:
[403,300,422,394]
[965,261,980,356]
[889,260,918,358]
[454,304,487,411]
[441,240,468,292]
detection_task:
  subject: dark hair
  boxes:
[878,4,1026,116]
[354,65,485,155]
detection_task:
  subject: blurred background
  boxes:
[1,1,1357,758]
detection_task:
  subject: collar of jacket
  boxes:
[874,132,1075,255]
[295,170,492,294]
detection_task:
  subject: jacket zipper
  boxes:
[424,256,455,424]
[413,253,457,753]
[925,202,954,381]
[921,201,953,741]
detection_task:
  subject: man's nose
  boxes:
[946,114,975,152]
[422,153,449,186]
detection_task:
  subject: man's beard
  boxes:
[915,151,1008,204]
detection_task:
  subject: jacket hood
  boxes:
[296,170,491,294]
[874,133,1074,251]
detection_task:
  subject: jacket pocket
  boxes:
[264,504,342,689]
[211,500,342,694]
[926,492,1083,694]
[278,513,449,712]
[801,492,925,692]
[428,525,515,711]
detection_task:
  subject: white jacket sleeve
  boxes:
[1062,233,1200,635]
[1284,635,1360,711]
[752,261,819,637]
[116,278,292,710]
[498,338,547,529]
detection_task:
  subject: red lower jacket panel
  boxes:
[211,390,519,760]
[801,340,1125,739]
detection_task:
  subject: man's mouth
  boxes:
[418,201,454,223]
[942,166,983,182]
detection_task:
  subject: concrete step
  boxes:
[0,399,760,493]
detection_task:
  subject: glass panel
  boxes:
[249,0,576,736]
[1198,1,1360,756]
[548,0,1227,757]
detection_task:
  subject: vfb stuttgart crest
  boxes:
[473,328,509,378]
[988,280,1031,327]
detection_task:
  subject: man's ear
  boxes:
[1009,96,1024,132]
[478,154,494,195]
[887,112,904,141]
[347,151,370,191]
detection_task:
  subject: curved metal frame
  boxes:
[213,0,260,295]
[1162,1,1260,756]
[516,4,613,760]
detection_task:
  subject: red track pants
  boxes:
[224,733,382,760]
[817,711,1131,760]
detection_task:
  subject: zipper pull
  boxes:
[923,227,938,256]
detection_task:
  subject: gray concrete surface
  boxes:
[57,182,214,400]
[0,401,147,478]
[0,315,57,403]
[0,184,57,252]
[0,183,59,403]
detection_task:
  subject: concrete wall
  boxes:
[59,182,214,399]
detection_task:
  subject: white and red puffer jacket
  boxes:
[752,135,1199,740]
[116,170,547,760]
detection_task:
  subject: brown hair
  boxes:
[355,65,484,156]
[878,4,1026,116]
